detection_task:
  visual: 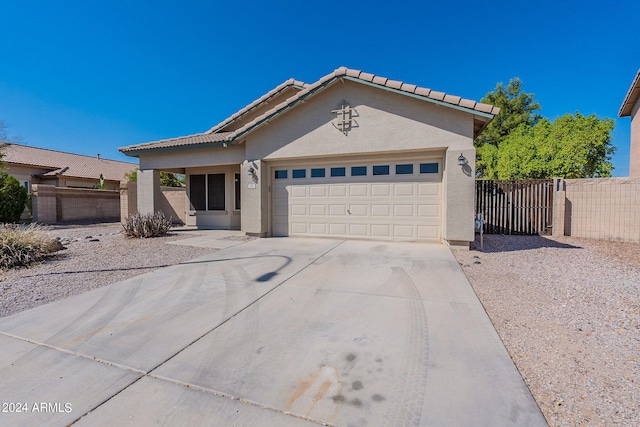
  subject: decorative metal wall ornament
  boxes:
[331,100,358,135]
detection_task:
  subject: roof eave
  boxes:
[119,140,233,157]
[619,69,640,117]
[231,74,498,143]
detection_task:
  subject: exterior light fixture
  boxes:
[247,167,255,175]
[458,153,468,166]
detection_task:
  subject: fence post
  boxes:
[552,179,565,237]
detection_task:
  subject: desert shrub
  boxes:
[0,223,62,270]
[122,211,172,238]
[0,173,28,223]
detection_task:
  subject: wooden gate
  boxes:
[475,179,554,235]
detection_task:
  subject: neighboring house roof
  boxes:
[619,69,640,117]
[0,143,137,181]
[120,67,500,156]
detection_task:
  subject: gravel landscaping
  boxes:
[0,223,215,318]
[453,234,639,427]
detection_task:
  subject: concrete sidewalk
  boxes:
[0,238,547,426]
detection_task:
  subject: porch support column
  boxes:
[137,169,161,215]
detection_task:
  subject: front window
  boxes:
[189,173,226,211]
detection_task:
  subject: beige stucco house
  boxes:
[619,69,640,176]
[120,67,499,247]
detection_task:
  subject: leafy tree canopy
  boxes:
[475,78,542,149]
[476,80,615,179]
[124,168,185,187]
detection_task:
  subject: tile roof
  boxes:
[120,67,499,155]
[207,78,307,133]
[1,143,137,182]
[619,69,640,117]
[119,131,233,153]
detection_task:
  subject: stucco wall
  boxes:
[246,80,473,161]
[139,144,245,171]
[120,182,187,224]
[243,80,477,242]
[630,100,640,176]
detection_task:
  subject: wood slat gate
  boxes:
[475,179,554,235]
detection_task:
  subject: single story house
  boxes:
[619,68,640,177]
[120,67,499,247]
[0,142,137,191]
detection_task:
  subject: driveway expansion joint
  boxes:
[148,373,335,426]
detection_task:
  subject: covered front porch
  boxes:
[136,163,242,229]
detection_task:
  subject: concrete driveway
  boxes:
[0,237,547,426]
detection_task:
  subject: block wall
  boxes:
[562,177,640,242]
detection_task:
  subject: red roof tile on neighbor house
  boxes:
[1,143,137,181]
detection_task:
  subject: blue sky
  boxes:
[1,0,638,175]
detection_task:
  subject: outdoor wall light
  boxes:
[247,167,255,175]
[458,153,468,166]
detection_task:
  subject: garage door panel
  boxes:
[309,223,327,234]
[329,185,347,197]
[349,224,368,236]
[329,223,347,235]
[329,204,347,216]
[393,184,415,196]
[371,224,391,237]
[349,184,368,197]
[418,183,440,196]
[309,186,326,197]
[291,204,307,216]
[371,184,391,196]
[309,205,326,216]
[371,204,391,216]
[291,187,307,198]
[349,204,368,216]
[393,225,415,238]
[394,205,415,217]
[291,222,307,234]
[418,205,439,218]
[272,158,442,242]
[418,225,440,239]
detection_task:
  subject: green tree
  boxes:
[0,173,28,223]
[124,168,184,187]
[475,78,542,176]
[491,113,615,179]
[476,78,542,148]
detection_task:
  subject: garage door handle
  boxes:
[347,209,352,215]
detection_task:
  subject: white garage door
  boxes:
[271,158,442,242]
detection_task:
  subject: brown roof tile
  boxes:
[1,143,137,181]
[475,103,494,113]
[119,132,232,153]
[206,78,307,134]
[414,87,431,97]
[121,67,499,154]
[428,91,446,101]
[400,83,417,93]
[372,76,388,85]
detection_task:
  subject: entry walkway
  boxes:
[0,238,547,426]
